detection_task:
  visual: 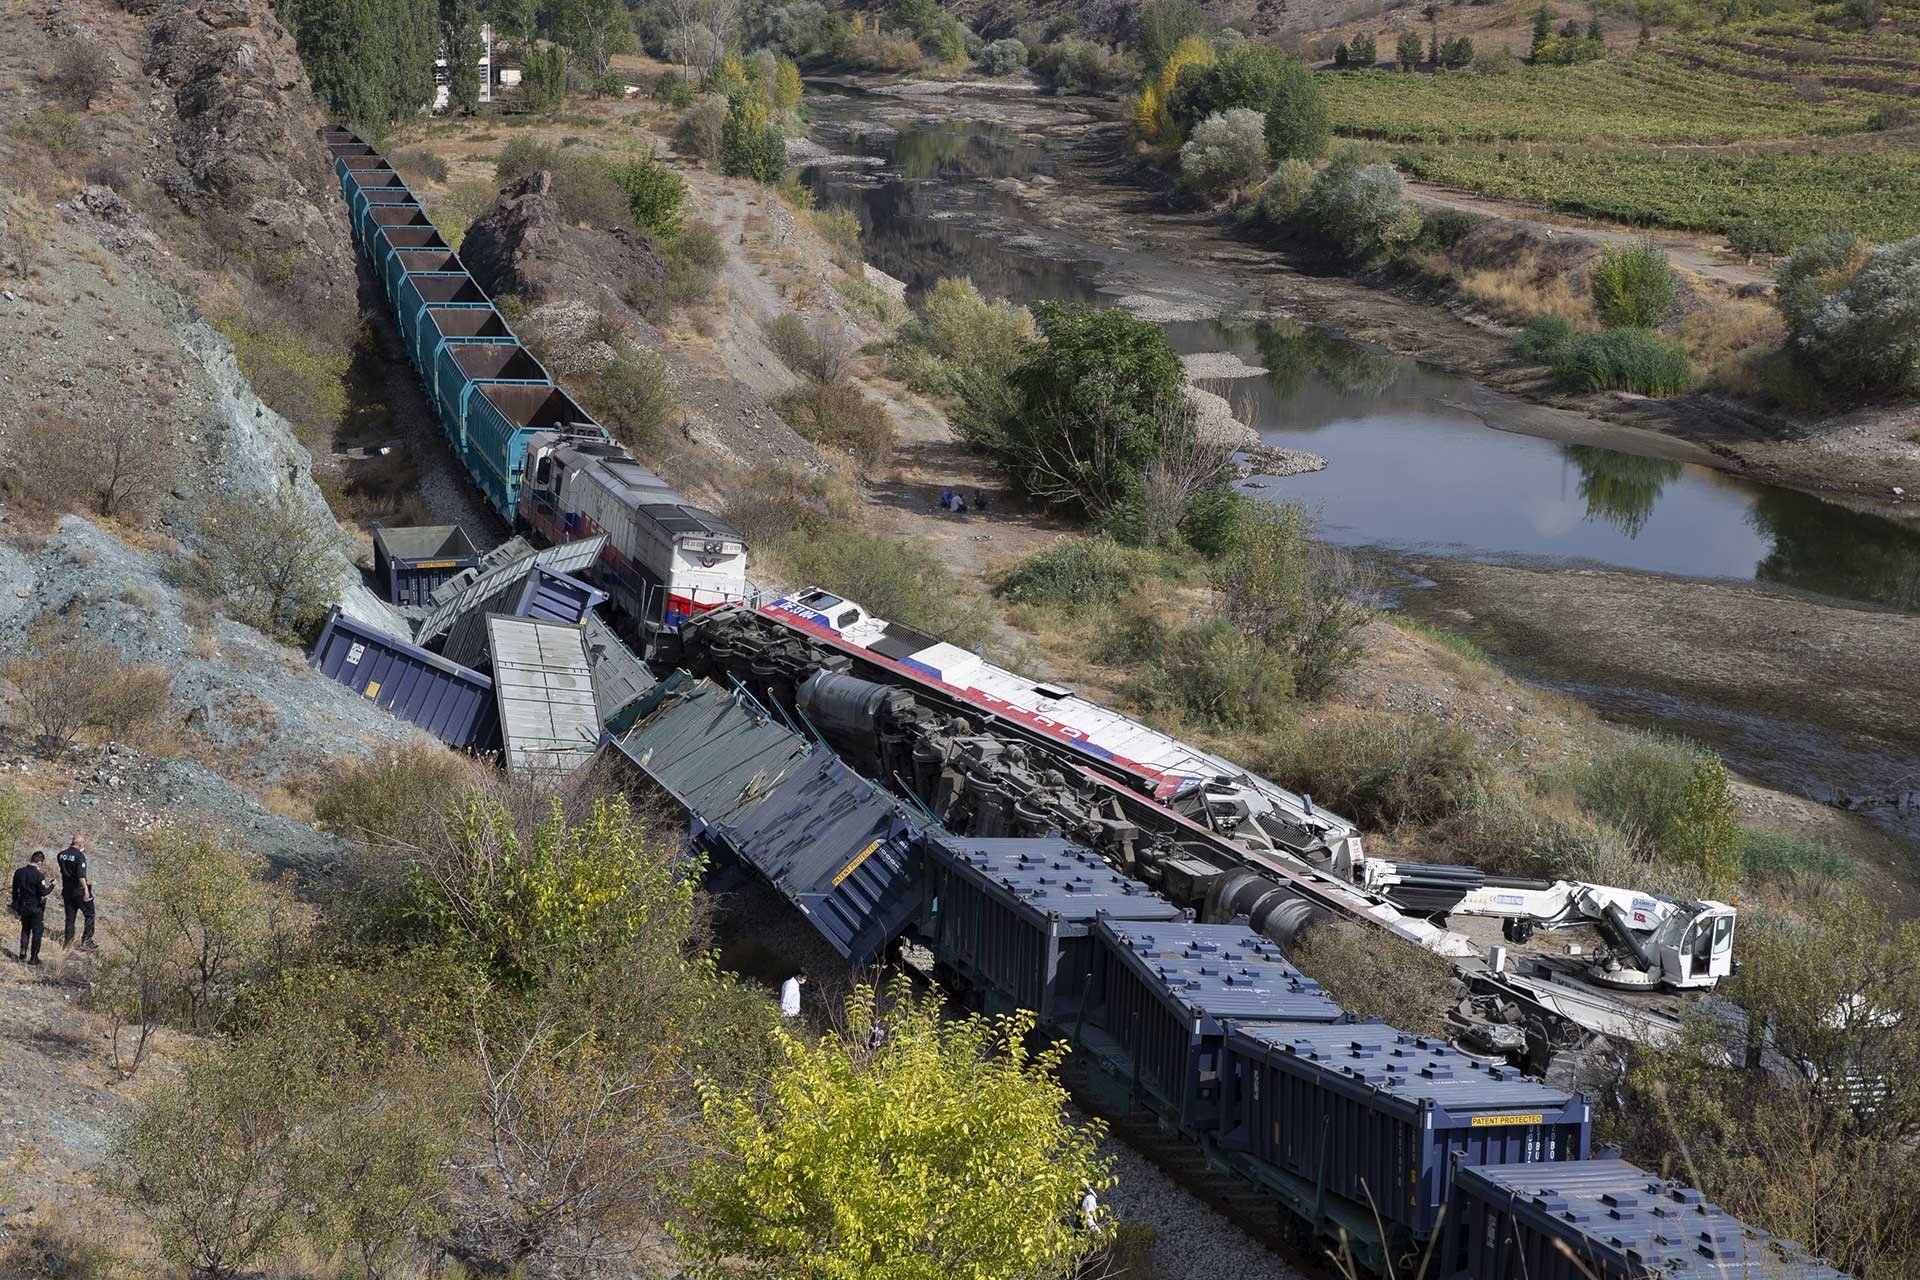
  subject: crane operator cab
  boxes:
[1589,899,1736,991]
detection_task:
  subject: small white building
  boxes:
[433,23,493,112]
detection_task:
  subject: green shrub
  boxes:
[1413,208,1485,253]
[1177,485,1250,557]
[493,138,630,227]
[1122,618,1294,729]
[312,742,474,850]
[1302,152,1423,262]
[1559,730,1697,853]
[1253,158,1316,225]
[889,277,1036,400]
[1776,233,1920,396]
[812,207,863,273]
[393,147,449,184]
[1589,239,1678,328]
[1513,313,1577,362]
[1738,828,1854,888]
[673,95,730,163]
[764,313,820,375]
[774,382,895,467]
[614,154,686,238]
[625,222,724,320]
[1432,782,1640,881]
[1292,921,1455,1037]
[0,783,26,858]
[1213,502,1371,699]
[721,95,786,184]
[654,70,697,109]
[583,345,677,452]
[1180,108,1269,198]
[1726,219,1793,256]
[978,37,1027,76]
[1258,711,1487,829]
[1553,327,1692,395]
[1867,103,1915,131]
[772,530,985,647]
[993,537,1172,613]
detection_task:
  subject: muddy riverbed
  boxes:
[800,78,1920,868]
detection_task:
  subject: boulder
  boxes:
[460,170,667,312]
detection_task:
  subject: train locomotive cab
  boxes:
[519,437,747,649]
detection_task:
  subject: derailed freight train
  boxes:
[321,127,747,639]
[604,678,1845,1279]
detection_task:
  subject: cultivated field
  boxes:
[1316,0,1920,243]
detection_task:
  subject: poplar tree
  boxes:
[441,0,483,114]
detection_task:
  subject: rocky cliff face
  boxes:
[460,170,667,314]
[8,0,356,323]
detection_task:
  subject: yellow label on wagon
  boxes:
[1471,1114,1545,1127]
[832,839,883,887]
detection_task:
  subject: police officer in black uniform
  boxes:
[57,834,96,951]
[10,851,53,965]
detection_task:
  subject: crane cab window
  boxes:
[1713,915,1734,953]
[835,608,861,630]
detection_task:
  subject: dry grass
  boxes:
[1455,248,1594,325]
[1677,294,1787,389]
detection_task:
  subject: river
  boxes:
[797,82,1920,869]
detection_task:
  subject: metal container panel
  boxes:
[488,615,599,779]
[370,225,452,289]
[609,679,926,965]
[580,613,657,730]
[309,608,498,751]
[371,523,481,605]
[922,834,1183,1025]
[441,564,609,671]
[415,535,609,646]
[1453,1159,1849,1280]
[1225,1022,1591,1241]
[428,341,547,439]
[1084,920,1345,1133]
[396,272,491,367]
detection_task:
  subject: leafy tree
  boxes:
[1396,29,1424,69]
[773,55,805,111]
[1589,237,1678,328]
[281,0,440,129]
[1262,54,1329,161]
[440,0,483,113]
[1180,108,1269,198]
[1532,2,1553,55]
[978,301,1189,517]
[721,93,786,182]
[520,41,568,113]
[1213,501,1372,698]
[615,152,686,236]
[1133,0,1213,71]
[100,1026,332,1279]
[1663,752,1741,888]
[555,0,633,78]
[1172,42,1296,131]
[673,93,729,161]
[678,979,1113,1280]
[1349,31,1377,66]
[1334,41,1350,67]
[413,793,696,988]
[1428,21,1440,65]
[175,491,346,640]
[1442,34,1474,66]
[1777,233,1920,395]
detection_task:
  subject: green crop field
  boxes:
[1392,141,1920,244]
[1318,1,1920,244]
[1318,56,1886,144]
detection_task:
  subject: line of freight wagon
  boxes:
[599,676,1848,1280]
[318,121,1725,1072]
[320,125,748,643]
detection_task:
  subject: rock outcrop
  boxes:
[460,170,666,313]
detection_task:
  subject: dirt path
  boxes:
[1402,180,1777,289]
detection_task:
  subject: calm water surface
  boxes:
[801,95,1920,610]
